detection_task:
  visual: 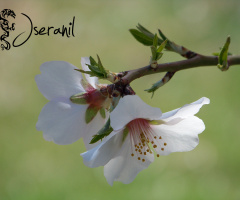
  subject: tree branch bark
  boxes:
[121,55,240,85]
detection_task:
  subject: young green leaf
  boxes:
[151,46,157,60]
[156,52,163,60]
[158,29,168,41]
[90,118,113,144]
[145,71,176,97]
[157,39,168,53]
[218,36,231,71]
[153,34,158,48]
[88,64,102,74]
[75,69,96,76]
[89,56,98,66]
[97,55,107,78]
[145,81,161,98]
[137,24,155,38]
[129,29,154,46]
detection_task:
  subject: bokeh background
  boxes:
[1,0,240,199]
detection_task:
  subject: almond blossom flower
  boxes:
[81,95,210,185]
[35,57,111,149]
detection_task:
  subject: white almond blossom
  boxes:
[81,95,210,185]
[35,57,110,149]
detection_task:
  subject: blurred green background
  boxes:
[1,0,240,199]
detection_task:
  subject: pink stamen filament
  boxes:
[126,118,166,162]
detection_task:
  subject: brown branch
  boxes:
[121,54,240,85]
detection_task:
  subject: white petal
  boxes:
[35,61,85,100]
[110,95,162,131]
[104,133,154,185]
[82,111,110,150]
[160,97,210,122]
[81,130,123,168]
[152,116,205,156]
[81,129,154,185]
[36,97,104,145]
[81,57,99,88]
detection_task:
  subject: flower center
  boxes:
[85,87,109,109]
[126,118,167,162]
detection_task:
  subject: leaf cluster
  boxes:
[151,34,168,62]
[76,56,108,79]
[129,24,164,46]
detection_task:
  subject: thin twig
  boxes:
[120,54,240,85]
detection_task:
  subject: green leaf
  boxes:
[137,24,155,38]
[145,79,165,98]
[87,64,102,74]
[158,29,168,41]
[153,34,158,48]
[158,29,173,50]
[130,24,166,47]
[129,29,154,46]
[97,55,107,78]
[156,52,163,60]
[85,106,99,124]
[145,71,175,97]
[157,39,168,53]
[70,92,87,104]
[218,36,231,71]
[75,69,96,77]
[78,55,111,80]
[150,39,167,62]
[76,66,105,79]
[90,118,113,144]
[151,46,157,60]
[100,108,106,119]
[89,56,98,66]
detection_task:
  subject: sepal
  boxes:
[122,127,129,143]
[85,105,99,124]
[100,107,106,119]
[70,92,87,104]
[90,118,113,144]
